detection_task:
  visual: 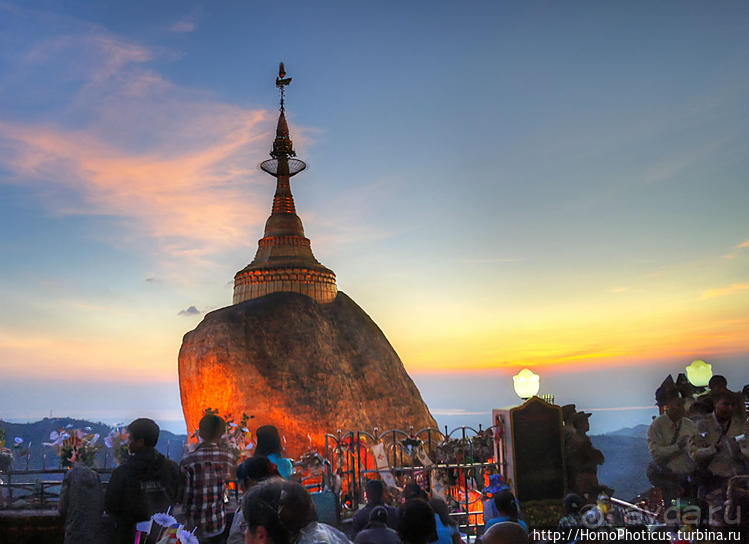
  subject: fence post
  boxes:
[354,431,361,510]
[462,426,469,534]
[426,428,432,494]
[324,434,329,491]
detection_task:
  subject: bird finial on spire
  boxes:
[276,62,292,111]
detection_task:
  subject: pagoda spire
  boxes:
[233,63,337,305]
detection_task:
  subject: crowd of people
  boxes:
[57,414,531,544]
[647,374,749,525]
[52,375,749,543]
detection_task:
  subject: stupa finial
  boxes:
[264,62,302,166]
[233,63,336,305]
[276,62,292,112]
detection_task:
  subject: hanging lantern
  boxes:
[685,359,712,387]
[513,368,540,399]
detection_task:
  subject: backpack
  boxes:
[129,455,177,522]
[138,477,174,520]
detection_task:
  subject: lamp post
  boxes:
[686,359,712,387]
[513,368,540,400]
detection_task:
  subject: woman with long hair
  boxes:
[427,498,463,544]
[254,425,294,479]
[484,490,528,531]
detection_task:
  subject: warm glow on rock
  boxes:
[179,292,436,457]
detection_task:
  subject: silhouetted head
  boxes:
[369,505,389,524]
[709,375,728,392]
[403,482,428,502]
[255,425,282,456]
[482,522,528,544]
[714,391,735,423]
[664,391,684,421]
[199,413,226,443]
[655,375,677,408]
[365,479,385,505]
[493,490,519,521]
[237,455,279,490]
[127,418,159,452]
[242,478,316,544]
[398,499,437,544]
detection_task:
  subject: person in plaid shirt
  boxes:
[180,414,236,543]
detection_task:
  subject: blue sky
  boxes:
[1,1,748,434]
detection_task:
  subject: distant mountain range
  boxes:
[592,424,651,501]
[0,417,187,472]
[1,418,652,502]
[602,424,650,439]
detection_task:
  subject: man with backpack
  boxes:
[105,418,183,544]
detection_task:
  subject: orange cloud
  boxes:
[700,283,749,300]
[737,240,749,249]
[0,26,295,274]
[0,116,269,263]
[0,329,175,382]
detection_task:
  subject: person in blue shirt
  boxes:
[483,490,528,531]
[428,498,462,544]
[254,425,294,479]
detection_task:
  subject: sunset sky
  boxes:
[1,1,748,434]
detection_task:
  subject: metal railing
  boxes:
[2,426,500,535]
[0,440,183,511]
[323,424,500,536]
[0,468,113,510]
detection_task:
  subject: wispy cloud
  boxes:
[641,138,725,185]
[0,115,268,262]
[721,240,749,260]
[169,7,202,33]
[178,305,201,316]
[0,24,280,272]
[700,283,749,300]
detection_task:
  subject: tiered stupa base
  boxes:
[233,265,337,304]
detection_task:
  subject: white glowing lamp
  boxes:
[513,368,540,399]
[686,359,712,387]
